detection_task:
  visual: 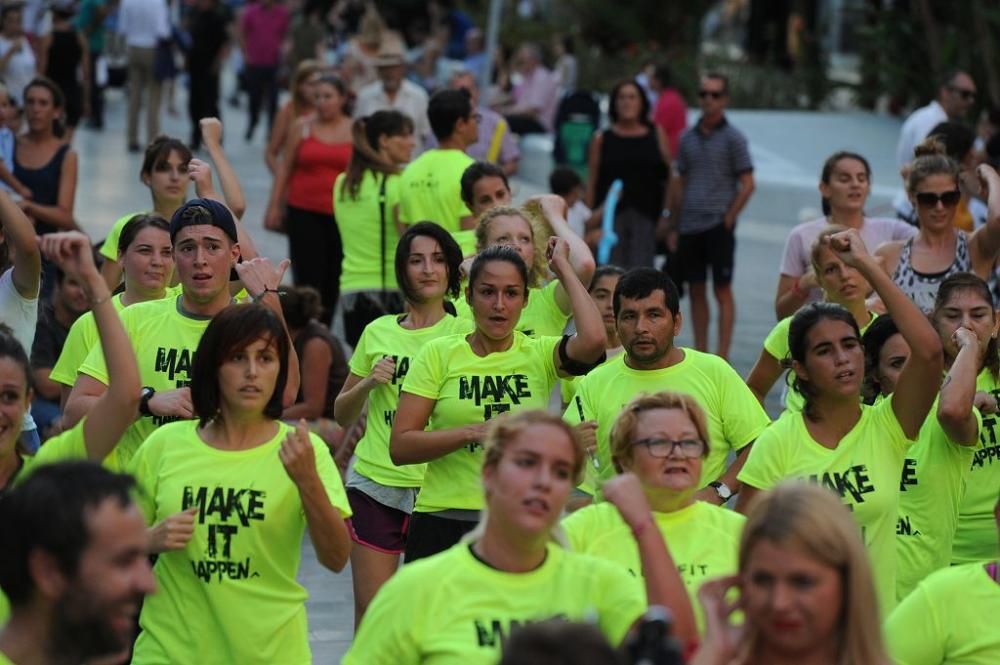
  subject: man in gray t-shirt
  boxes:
[664,72,754,361]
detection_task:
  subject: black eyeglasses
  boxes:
[915,189,962,208]
[698,90,724,100]
[948,86,976,101]
[631,437,705,459]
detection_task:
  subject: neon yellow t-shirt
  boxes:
[334,170,401,293]
[738,397,912,616]
[350,313,472,488]
[0,649,11,664]
[49,294,127,387]
[885,562,1000,664]
[895,396,978,601]
[128,419,351,665]
[565,350,770,491]
[563,500,743,633]
[342,541,645,665]
[398,148,476,256]
[454,279,570,338]
[763,312,877,413]
[78,295,212,471]
[953,371,1000,564]
[101,211,147,261]
[402,332,560,512]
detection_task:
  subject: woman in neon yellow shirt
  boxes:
[346,410,698,664]
[862,274,991,599]
[129,304,352,665]
[459,199,595,337]
[335,110,416,347]
[737,229,942,616]
[564,391,743,633]
[692,482,890,665]
[50,214,175,405]
[334,222,469,629]
[391,243,606,560]
[747,223,877,411]
[460,160,512,217]
[885,495,1000,665]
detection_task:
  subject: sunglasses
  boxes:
[698,90,724,99]
[948,86,976,101]
[915,190,961,208]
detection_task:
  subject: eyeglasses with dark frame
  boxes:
[915,189,962,208]
[631,437,706,459]
[698,90,724,100]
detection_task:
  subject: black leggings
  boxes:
[286,205,342,326]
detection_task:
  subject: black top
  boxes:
[293,321,348,419]
[14,143,69,236]
[45,29,83,91]
[31,302,69,370]
[187,7,231,69]
[593,126,668,220]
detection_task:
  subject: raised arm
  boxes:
[530,194,595,314]
[827,229,942,437]
[200,118,247,219]
[936,326,981,446]
[603,473,698,650]
[0,190,40,298]
[969,164,1000,276]
[38,232,140,461]
[547,237,606,375]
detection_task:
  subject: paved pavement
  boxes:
[71,85,905,663]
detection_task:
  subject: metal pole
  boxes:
[480,0,504,96]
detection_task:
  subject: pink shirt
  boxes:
[240,3,290,67]
[653,87,687,157]
[514,66,559,132]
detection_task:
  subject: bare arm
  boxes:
[774,272,818,320]
[0,191,40,298]
[281,337,331,420]
[735,482,760,515]
[281,422,351,571]
[265,119,305,221]
[584,131,602,208]
[265,104,292,175]
[547,238,605,375]
[35,34,51,76]
[699,444,753,505]
[63,373,106,429]
[723,171,754,229]
[936,327,981,446]
[334,356,395,427]
[532,195,595,314]
[201,119,247,220]
[970,165,1000,276]
[389,391,486,465]
[746,349,783,405]
[32,368,60,401]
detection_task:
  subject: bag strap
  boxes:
[487,118,507,163]
[378,172,389,298]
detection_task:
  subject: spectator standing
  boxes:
[74,0,111,130]
[462,27,485,82]
[119,0,169,152]
[354,41,431,151]
[498,43,558,135]
[286,0,326,75]
[650,63,687,158]
[894,70,977,223]
[38,1,89,142]
[552,35,576,94]
[586,79,669,269]
[30,266,89,436]
[238,0,290,142]
[449,69,519,176]
[185,0,230,150]
[665,73,754,361]
[265,59,323,175]
[0,2,36,107]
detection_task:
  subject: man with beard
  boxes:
[565,268,769,505]
[0,462,157,664]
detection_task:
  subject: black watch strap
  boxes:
[139,387,156,417]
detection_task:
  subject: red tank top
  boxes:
[287,131,352,215]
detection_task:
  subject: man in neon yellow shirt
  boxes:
[0,462,157,665]
[64,199,298,471]
[398,88,480,255]
[565,268,769,503]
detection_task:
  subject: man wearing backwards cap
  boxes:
[354,39,432,151]
[63,199,299,471]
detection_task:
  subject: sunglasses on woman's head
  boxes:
[915,190,961,208]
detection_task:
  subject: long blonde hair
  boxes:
[464,410,586,547]
[475,206,549,288]
[739,483,888,665]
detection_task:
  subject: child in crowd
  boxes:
[550,165,591,240]
[0,83,31,198]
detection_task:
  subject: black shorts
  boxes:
[345,488,410,555]
[403,512,477,563]
[677,223,735,286]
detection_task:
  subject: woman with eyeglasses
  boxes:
[563,392,744,634]
[876,140,1000,313]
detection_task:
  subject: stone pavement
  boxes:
[69,86,904,663]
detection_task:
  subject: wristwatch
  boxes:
[709,481,734,503]
[139,387,156,417]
